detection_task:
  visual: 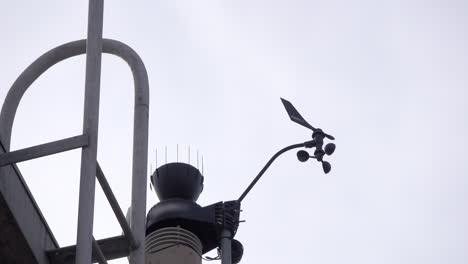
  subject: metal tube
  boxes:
[0,39,148,153]
[220,229,232,264]
[238,142,305,202]
[92,237,108,264]
[104,40,149,264]
[0,134,88,167]
[0,38,149,264]
[112,36,150,264]
[76,0,104,263]
[96,163,138,249]
[46,235,130,264]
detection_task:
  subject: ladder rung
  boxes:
[46,235,130,264]
[0,134,88,167]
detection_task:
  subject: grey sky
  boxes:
[1,1,468,263]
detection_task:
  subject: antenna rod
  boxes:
[237,142,307,203]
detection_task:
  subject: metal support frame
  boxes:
[0,135,88,167]
[46,235,130,264]
[0,1,149,263]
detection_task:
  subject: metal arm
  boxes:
[220,141,310,264]
[237,142,309,203]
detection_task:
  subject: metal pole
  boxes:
[129,65,149,264]
[220,229,232,264]
[76,0,104,263]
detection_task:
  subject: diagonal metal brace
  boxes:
[92,236,108,264]
[96,162,138,249]
[0,134,88,167]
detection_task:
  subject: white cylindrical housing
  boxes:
[145,227,202,264]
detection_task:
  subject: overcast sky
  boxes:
[1,1,468,263]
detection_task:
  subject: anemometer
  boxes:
[237,98,336,202]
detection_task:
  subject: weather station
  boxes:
[0,1,336,264]
[144,98,336,264]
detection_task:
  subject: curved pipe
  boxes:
[0,39,149,150]
[237,142,306,202]
[0,39,149,260]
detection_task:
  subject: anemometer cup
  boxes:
[322,161,331,174]
[324,143,336,156]
[297,150,310,162]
